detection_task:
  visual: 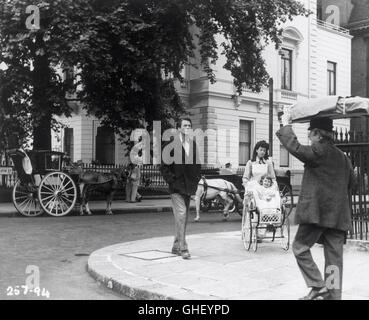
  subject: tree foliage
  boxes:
[0,0,93,149]
[0,0,309,150]
[76,0,309,140]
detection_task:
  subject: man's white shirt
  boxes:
[179,134,190,156]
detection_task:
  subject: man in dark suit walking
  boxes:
[276,117,354,300]
[160,118,202,259]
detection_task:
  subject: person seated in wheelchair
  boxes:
[254,175,281,212]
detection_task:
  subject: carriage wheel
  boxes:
[12,180,43,217]
[228,202,236,213]
[241,208,252,251]
[280,209,290,251]
[279,183,294,216]
[200,199,211,212]
[38,172,77,217]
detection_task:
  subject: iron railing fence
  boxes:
[335,128,369,240]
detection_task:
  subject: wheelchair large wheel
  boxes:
[38,172,77,217]
[250,211,258,252]
[12,180,43,217]
[241,208,252,250]
[280,210,290,251]
[279,183,294,216]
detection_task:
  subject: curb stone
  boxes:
[87,263,174,300]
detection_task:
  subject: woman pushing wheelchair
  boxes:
[242,140,279,241]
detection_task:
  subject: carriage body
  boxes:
[9,149,77,217]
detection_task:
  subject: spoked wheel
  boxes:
[200,199,211,212]
[38,172,77,217]
[280,209,290,251]
[12,180,43,217]
[241,208,252,251]
[228,202,236,213]
[250,211,258,252]
[279,183,294,217]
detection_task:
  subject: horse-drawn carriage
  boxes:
[8,149,78,217]
[7,149,128,217]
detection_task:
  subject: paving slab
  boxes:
[87,229,369,300]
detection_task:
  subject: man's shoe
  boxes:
[299,287,331,300]
[171,248,181,255]
[181,251,191,260]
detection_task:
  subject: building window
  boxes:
[63,128,74,161]
[95,127,115,165]
[327,61,337,95]
[281,48,292,91]
[239,120,252,166]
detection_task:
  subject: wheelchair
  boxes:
[241,184,291,252]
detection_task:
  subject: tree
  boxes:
[75,0,309,140]
[0,0,93,150]
[1,0,309,152]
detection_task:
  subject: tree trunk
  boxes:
[32,37,52,151]
[33,113,52,150]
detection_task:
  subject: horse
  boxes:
[78,169,127,215]
[194,177,243,221]
[67,163,126,215]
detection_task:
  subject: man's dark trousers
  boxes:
[292,224,346,300]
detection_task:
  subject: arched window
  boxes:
[279,27,304,92]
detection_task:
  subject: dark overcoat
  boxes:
[276,125,354,232]
[160,134,202,195]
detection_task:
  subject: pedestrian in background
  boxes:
[277,116,354,300]
[125,162,141,203]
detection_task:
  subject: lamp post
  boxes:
[269,77,274,156]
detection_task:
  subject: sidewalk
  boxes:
[88,229,369,300]
[0,197,176,217]
[0,195,299,218]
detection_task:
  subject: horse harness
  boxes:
[199,176,240,203]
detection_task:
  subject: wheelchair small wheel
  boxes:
[241,208,252,251]
[280,212,290,251]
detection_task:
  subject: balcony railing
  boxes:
[316,19,350,35]
[281,90,298,100]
